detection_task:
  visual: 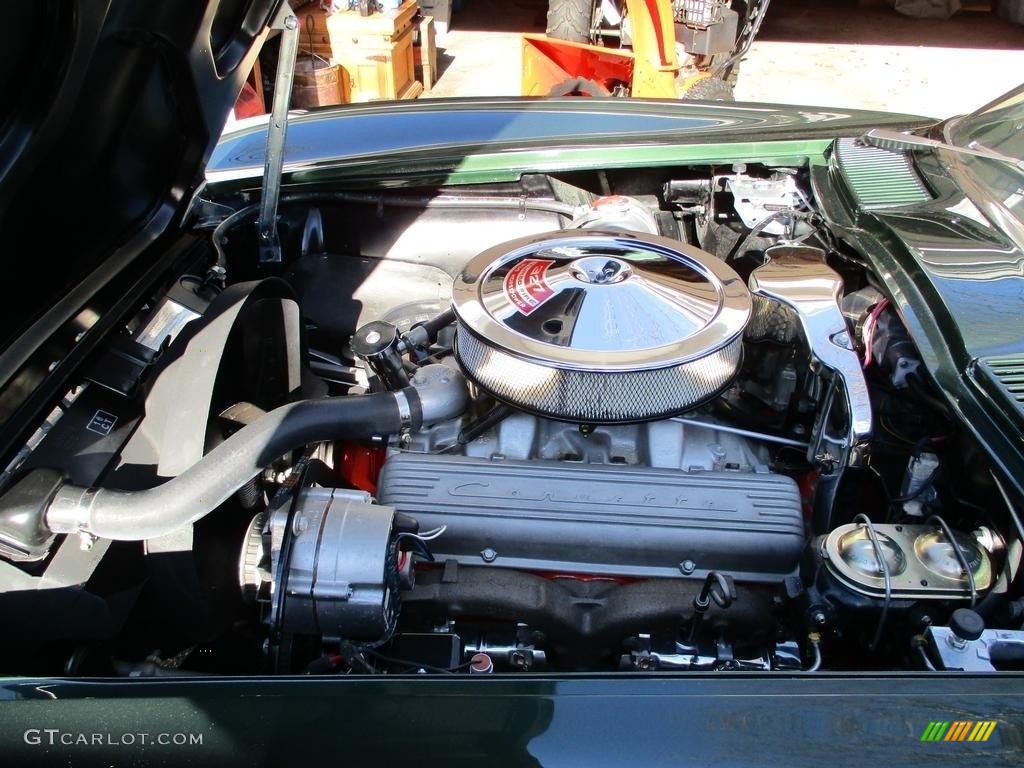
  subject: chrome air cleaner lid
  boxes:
[451,230,751,423]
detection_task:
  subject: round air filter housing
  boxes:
[451,230,751,423]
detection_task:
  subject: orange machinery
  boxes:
[523,0,764,99]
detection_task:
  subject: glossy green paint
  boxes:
[426,139,835,183]
[280,139,833,190]
[208,97,931,192]
[814,152,1024,502]
[2,674,1023,767]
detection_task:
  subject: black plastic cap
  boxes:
[350,321,400,358]
[950,608,985,642]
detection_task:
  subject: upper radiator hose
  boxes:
[0,365,466,548]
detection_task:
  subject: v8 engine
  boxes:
[0,168,1015,678]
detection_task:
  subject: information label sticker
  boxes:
[503,259,555,315]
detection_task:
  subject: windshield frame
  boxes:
[943,82,1024,158]
[938,83,1024,241]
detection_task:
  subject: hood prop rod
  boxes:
[257,5,300,264]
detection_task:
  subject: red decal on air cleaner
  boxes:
[504,258,555,315]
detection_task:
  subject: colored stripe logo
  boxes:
[921,721,997,742]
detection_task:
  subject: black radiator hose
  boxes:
[2,365,466,545]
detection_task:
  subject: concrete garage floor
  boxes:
[424,0,1024,117]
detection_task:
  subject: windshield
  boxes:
[944,85,1024,226]
[945,84,1024,160]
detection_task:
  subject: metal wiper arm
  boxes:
[859,127,1024,172]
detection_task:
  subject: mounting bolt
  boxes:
[509,650,531,670]
[634,654,655,671]
[283,14,298,30]
[480,547,497,563]
[831,331,852,350]
[811,610,827,627]
[680,559,696,575]
[292,514,308,536]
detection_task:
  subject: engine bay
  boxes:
[1,160,1021,677]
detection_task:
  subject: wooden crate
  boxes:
[414,15,437,91]
[325,0,419,46]
[335,23,417,102]
[293,0,420,102]
[294,1,418,63]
